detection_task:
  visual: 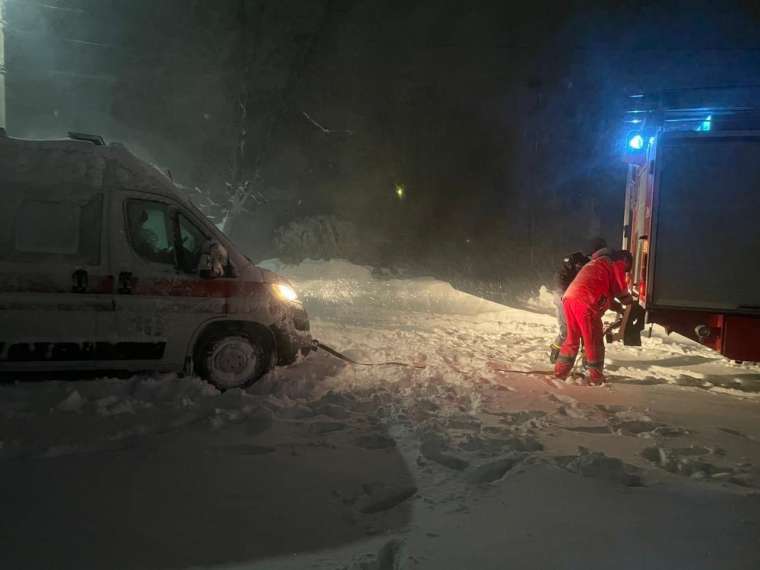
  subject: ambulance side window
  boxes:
[125,200,175,266]
[176,213,207,274]
[12,194,103,264]
[16,201,80,255]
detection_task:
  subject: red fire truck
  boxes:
[619,91,760,361]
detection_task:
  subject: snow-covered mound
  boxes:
[0,374,226,460]
[525,284,556,313]
[259,258,512,316]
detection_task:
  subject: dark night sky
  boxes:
[6,0,760,286]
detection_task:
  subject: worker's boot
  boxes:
[548,343,561,364]
[554,354,576,379]
[585,365,605,386]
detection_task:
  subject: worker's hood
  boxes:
[591,247,613,260]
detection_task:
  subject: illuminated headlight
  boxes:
[273,283,299,302]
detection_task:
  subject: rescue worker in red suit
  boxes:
[555,249,633,385]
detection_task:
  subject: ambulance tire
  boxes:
[195,327,274,390]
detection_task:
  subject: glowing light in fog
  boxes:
[273,283,299,302]
[395,184,406,199]
[628,134,644,150]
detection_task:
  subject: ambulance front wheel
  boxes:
[195,327,275,390]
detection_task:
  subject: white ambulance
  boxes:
[0,131,312,389]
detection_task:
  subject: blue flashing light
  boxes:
[696,115,712,132]
[628,134,645,150]
[648,136,656,146]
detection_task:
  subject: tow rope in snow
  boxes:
[489,368,555,376]
[313,340,426,369]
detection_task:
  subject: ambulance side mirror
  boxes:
[199,240,229,279]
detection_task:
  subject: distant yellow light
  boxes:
[395,184,405,199]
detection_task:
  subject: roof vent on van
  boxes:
[68,131,105,146]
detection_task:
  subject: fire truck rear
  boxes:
[619,91,760,361]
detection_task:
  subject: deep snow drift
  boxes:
[1,259,760,570]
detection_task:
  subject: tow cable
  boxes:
[312,342,587,381]
[312,340,426,369]
[489,367,554,376]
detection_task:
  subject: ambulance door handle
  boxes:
[118,272,134,294]
[71,269,88,293]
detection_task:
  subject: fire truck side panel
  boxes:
[623,129,760,361]
[649,132,760,312]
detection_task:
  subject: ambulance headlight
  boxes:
[273,283,299,302]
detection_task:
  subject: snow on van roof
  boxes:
[0,133,184,202]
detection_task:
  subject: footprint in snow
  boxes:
[212,444,276,456]
[308,421,348,434]
[641,446,754,486]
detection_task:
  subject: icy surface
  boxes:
[2,258,760,569]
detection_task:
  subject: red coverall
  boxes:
[554,252,631,384]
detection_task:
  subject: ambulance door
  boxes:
[0,188,113,369]
[108,192,227,371]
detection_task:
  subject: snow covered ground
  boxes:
[2,259,760,569]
